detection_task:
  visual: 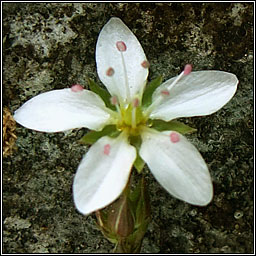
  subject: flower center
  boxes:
[111,96,148,136]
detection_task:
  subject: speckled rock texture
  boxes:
[3,2,253,253]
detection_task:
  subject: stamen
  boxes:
[132,108,136,129]
[110,96,121,116]
[103,144,111,155]
[170,132,180,143]
[132,98,140,108]
[161,90,170,96]
[120,50,130,102]
[71,84,84,92]
[116,41,130,102]
[132,98,139,129]
[116,41,127,52]
[106,67,115,76]
[141,60,150,68]
[111,95,118,105]
[183,64,192,75]
[166,64,192,91]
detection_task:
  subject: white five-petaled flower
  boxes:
[14,17,238,215]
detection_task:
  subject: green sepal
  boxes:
[133,177,151,228]
[95,211,119,244]
[129,136,145,173]
[96,175,151,253]
[142,75,163,108]
[133,155,145,174]
[79,125,120,145]
[150,119,197,134]
[87,78,115,110]
[116,176,150,253]
[115,217,150,253]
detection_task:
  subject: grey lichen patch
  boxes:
[3,2,253,254]
[4,216,31,230]
[8,8,77,58]
[20,68,55,100]
[230,3,247,26]
[200,3,253,61]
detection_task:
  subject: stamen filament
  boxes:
[111,96,122,119]
[166,71,184,91]
[120,52,131,103]
[132,98,139,129]
[167,64,192,91]
[132,108,136,129]
[115,104,121,117]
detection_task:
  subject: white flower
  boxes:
[14,17,238,215]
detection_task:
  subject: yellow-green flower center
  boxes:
[115,103,148,137]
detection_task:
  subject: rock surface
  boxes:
[3,3,253,253]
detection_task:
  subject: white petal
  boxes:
[139,129,213,206]
[149,71,238,121]
[73,133,136,215]
[96,17,149,102]
[14,89,112,132]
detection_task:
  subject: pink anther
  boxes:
[132,98,140,108]
[183,64,192,75]
[104,144,111,155]
[110,95,118,105]
[71,84,84,92]
[141,60,150,68]
[106,67,115,76]
[161,90,170,96]
[170,132,180,143]
[116,41,127,52]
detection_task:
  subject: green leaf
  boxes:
[87,78,115,110]
[150,119,197,134]
[79,125,120,145]
[142,76,163,108]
